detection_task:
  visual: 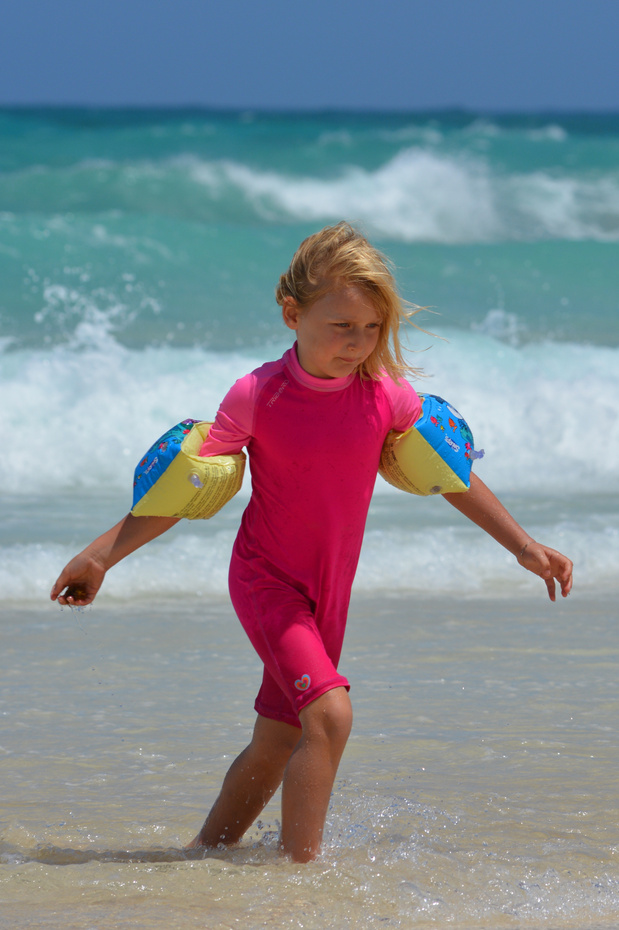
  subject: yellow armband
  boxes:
[131,420,245,520]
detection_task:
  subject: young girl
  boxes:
[51,222,573,863]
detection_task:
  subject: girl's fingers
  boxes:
[520,544,573,601]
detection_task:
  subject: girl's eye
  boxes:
[334,322,380,329]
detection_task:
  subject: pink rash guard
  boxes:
[201,345,421,727]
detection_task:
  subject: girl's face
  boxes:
[282,285,382,379]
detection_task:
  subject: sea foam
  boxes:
[184,149,619,243]
[2,327,616,498]
[4,148,618,244]
[1,327,616,601]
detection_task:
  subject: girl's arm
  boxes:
[50,513,179,607]
[442,473,573,601]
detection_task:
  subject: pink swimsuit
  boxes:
[201,345,421,727]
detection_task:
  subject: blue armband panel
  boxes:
[379,394,484,496]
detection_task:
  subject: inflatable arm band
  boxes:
[131,420,245,520]
[379,394,484,496]
[131,394,481,520]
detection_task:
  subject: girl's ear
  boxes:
[282,296,301,331]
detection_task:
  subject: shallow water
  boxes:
[2,592,618,929]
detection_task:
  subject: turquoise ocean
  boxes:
[1,108,618,929]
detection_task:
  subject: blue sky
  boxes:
[1,0,618,110]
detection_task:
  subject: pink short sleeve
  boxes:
[199,373,257,456]
[383,377,422,432]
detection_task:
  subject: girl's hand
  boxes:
[50,549,107,607]
[49,512,178,609]
[517,542,573,601]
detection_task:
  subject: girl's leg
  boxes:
[186,714,301,849]
[280,686,352,862]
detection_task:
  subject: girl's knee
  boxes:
[300,687,353,749]
[251,715,301,768]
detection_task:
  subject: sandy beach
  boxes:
[2,590,618,929]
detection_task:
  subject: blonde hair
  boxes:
[275,222,424,381]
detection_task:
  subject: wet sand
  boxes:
[2,591,618,929]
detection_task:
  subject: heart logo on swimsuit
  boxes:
[294,674,311,691]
